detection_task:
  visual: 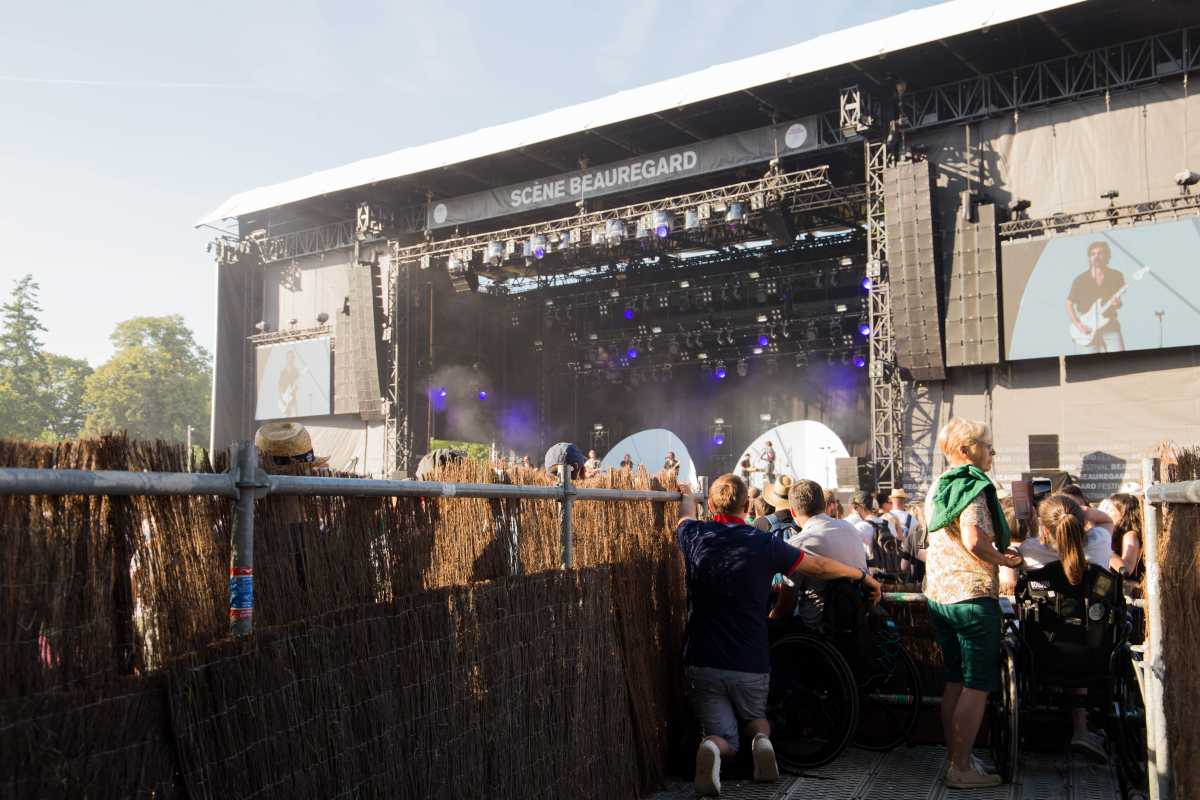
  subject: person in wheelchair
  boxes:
[925,419,1023,789]
[1015,495,1114,763]
[767,478,869,632]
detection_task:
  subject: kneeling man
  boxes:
[677,475,880,796]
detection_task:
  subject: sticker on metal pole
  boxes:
[230,566,253,619]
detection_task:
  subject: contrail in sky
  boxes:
[0,76,362,92]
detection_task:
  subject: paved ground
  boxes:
[644,746,1125,800]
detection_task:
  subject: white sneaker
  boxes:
[695,739,721,796]
[946,757,1002,789]
[752,735,779,782]
[1071,730,1109,764]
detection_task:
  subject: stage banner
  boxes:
[426,117,820,229]
[1001,218,1200,359]
[254,338,332,420]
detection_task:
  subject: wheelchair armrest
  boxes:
[873,572,899,584]
[999,596,1016,619]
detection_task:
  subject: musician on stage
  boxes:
[277,350,302,417]
[1065,242,1125,354]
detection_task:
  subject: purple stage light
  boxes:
[862,277,872,290]
[656,225,670,238]
[859,323,871,336]
[624,308,634,319]
[854,355,866,368]
[714,433,725,445]
[478,390,487,400]
[758,335,769,346]
[438,388,447,397]
[628,348,638,358]
[715,366,727,379]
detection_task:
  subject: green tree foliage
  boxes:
[84,315,211,443]
[0,383,44,440]
[0,274,47,407]
[42,353,94,440]
[431,439,491,461]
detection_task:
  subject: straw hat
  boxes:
[889,488,908,501]
[762,475,797,508]
[254,422,330,467]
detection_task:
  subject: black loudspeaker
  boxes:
[449,263,479,294]
[1028,434,1060,471]
[884,160,946,381]
[347,260,387,421]
[761,202,797,247]
[835,457,876,492]
[945,202,1002,366]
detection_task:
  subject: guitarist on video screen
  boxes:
[1066,241,1125,353]
[277,350,302,417]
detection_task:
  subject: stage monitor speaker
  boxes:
[884,160,946,381]
[835,457,875,492]
[346,260,387,420]
[945,202,1003,366]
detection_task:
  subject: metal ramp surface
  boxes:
[646,746,1123,800]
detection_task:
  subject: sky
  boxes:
[0,0,943,369]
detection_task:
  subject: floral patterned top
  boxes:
[922,474,999,604]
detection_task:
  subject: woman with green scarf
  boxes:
[923,419,1023,789]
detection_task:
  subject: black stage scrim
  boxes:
[254,338,331,420]
[1002,217,1200,359]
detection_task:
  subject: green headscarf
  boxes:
[928,464,1011,551]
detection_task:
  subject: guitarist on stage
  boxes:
[1065,242,1125,353]
[277,349,302,417]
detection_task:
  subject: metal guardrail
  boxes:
[0,441,696,636]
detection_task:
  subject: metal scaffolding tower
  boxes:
[385,243,414,476]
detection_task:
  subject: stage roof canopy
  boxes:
[195,0,1083,227]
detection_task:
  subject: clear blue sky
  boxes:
[0,0,940,368]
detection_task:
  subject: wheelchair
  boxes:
[767,573,924,768]
[989,562,1147,790]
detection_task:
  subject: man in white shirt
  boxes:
[845,491,892,561]
[585,450,603,471]
[771,479,869,630]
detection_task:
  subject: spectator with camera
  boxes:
[925,419,1022,789]
[676,474,880,796]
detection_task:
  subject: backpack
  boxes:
[827,579,901,686]
[767,515,798,541]
[867,519,902,574]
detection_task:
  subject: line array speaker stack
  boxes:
[884,160,946,381]
[346,260,387,420]
[945,200,1003,366]
[836,457,875,492]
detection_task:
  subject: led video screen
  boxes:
[1002,218,1200,360]
[254,338,331,420]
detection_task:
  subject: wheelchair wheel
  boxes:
[768,633,859,768]
[1110,647,1149,791]
[853,644,924,750]
[989,638,1019,784]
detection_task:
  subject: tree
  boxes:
[84,315,211,443]
[0,274,47,404]
[41,353,94,440]
[0,383,44,440]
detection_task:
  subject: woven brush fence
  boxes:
[1161,445,1200,799]
[167,568,638,800]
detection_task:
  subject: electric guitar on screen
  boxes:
[1069,266,1150,346]
[278,366,310,414]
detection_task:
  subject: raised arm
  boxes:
[677,482,698,523]
[794,554,882,604]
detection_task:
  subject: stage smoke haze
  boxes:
[430,364,493,445]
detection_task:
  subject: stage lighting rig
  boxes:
[606,219,625,245]
[701,364,712,379]
[815,272,824,289]
[756,285,768,303]
[830,321,842,338]
[854,352,866,368]
[795,352,807,368]
[530,234,547,259]
[715,362,728,379]
[766,358,778,374]
[486,241,504,266]
[652,210,672,238]
[736,360,748,377]
[668,337,679,355]
[630,371,640,386]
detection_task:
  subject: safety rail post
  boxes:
[1142,456,1169,800]
[558,467,574,569]
[229,441,259,635]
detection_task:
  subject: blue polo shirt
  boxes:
[677,518,805,674]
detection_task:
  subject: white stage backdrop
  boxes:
[599,429,698,485]
[734,420,850,491]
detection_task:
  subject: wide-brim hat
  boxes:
[762,475,796,507]
[255,422,331,467]
[889,488,908,500]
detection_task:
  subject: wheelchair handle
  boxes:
[873,572,900,584]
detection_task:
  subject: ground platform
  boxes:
[645,746,1125,800]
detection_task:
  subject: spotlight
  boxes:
[715,362,727,379]
[854,352,866,368]
[668,338,679,355]
[624,303,634,320]
[726,202,744,228]
[478,390,488,400]
[530,234,547,259]
[758,333,769,346]
[646,337,655,352]
[651,367,659,381]
[756,286,768,303]
[714,432,725,445]
[858,321,871,336]
[766,358,778,374]
[544,313,554,328]
[830,321,842,338]
[805,327,817,342]
[485,241,504,266]
[795,353,807,368]
[438,388,448,397]
[780,322,790,338]
[827,353,834,366]
[627,342,638,358]
[701,364,712,379]
[685,209,700,229]
[842,352,851,365]
[829,271,839,287]
[630,371,640,386]
[815,272,824,289]
[652,210,671,238]
[862,277,872,290]
[587,348,598,362]
[606,219,625,245]
[736,359,748,377]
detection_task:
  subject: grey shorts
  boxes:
[685,665,770,751]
